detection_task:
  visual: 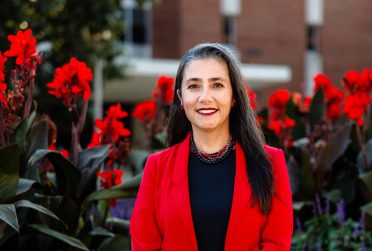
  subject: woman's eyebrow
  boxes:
[185,77,202,84]
[185,77,227,84]
[208,77,226,83]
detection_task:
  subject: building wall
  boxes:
[152,0,372,105]
[236,0,305,105]
[321,0,372,87]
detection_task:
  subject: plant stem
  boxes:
[356,124,368,172]
[23,77,34,119]
[101,204,109,227]
[0,108,4,147]
[71,123,79,165]
[77,101,88,136]
[23,64,36,119]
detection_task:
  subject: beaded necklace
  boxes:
[190,134,235,164]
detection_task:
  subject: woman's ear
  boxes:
[177,89,183,106]
[232,98,236,107]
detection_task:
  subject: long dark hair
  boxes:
[166,43,274,214]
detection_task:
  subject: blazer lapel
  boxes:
[170,133,198,250]
[224,143,252,250]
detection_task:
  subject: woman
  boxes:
[130,43,293,251]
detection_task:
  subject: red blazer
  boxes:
[130,134,293,251]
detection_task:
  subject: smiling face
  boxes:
[178,58,235,136]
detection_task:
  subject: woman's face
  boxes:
[178,58,235,135]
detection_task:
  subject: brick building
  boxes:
[102,0,372,147]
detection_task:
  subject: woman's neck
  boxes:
[191,129,231,154]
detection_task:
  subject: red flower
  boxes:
[98,169,123,188]
[268,120,283,135]
[98,169,123,206]
[152,75,174,103]
[268,89,291,111]
[88,116,130,149]
[4,29,39,66]
[314,73,333,93]
[0,83,7,106]
[132,100,156,121]
[313,73,344,120]
[303,97,312,112]
[343,69,371,93]
[48,144,69,158]
[245,85,257,110]
[88,104,131,167]
[0,52,7,83]
[47,57,92,107]
[106,103,128,119]
[343,92,371,126]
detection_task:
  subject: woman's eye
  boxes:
[213,83,223,88]
[187,84,198,89]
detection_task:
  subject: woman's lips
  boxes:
[196,108,218,116]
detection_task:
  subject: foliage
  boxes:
[0,28,142,251]
[259,71,372,250]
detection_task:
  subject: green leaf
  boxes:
[26,119,49,158]
[0,144,20,203]
[16,178,36,195]
[28,224,89,251]
[48,152,81,197]
[82,189,134,212]
[113,173,142,193]
[106,217,130,230]
[25,149,53,183]
[309,88,324,129]
[78,145,110,170]
[286,156,300,194]
[316,122,352,171]
[0,204,19,232]
[357,139,372,172]
[14,200,62,224]
[293,201,314,211]
[89,227,115,237]
[324,189,341,203]
[13,110,36,154]
[96,234,129,251]
[361,201,372,217]
[359,171,372,196]
[27,150,81,196]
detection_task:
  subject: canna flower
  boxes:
[343,92,371,126]
[152,75,174,103]
[97,169,123,206]
[106,103,128,119]
[98,169,123,189]
[132,100,156,122]
[88,104,131,167]
[4,29,40,66]
[0,52,8,106]
[47,57,92,108]
[313,73,344,120]
[267,90,295,148]
[0,83,7,106]
[268,89,291,111]
[343,69,371,93]
[48,144,70,158]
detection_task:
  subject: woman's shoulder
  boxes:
[147,141,184,162]
[262,144,286,174]
[263,144,283,158]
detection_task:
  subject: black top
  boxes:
[188,150,236,251]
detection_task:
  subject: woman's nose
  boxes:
[199,88,213,103]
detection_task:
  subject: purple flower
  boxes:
[336,199,345,227]
[295,217,302,232]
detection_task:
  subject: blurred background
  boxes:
[1,0,372,149]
